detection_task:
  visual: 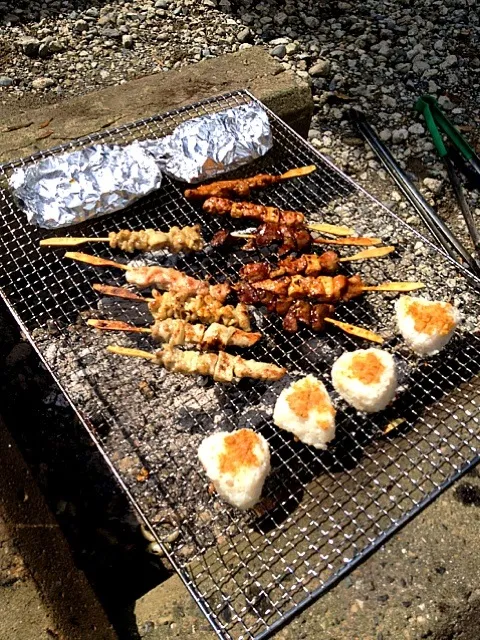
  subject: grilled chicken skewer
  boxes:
[93,284,252,331]
[239,247,395,282]
[40,225,204,254]
[202,197,354,236]
[88,318,261,349]
[233,287,383,342]
[184,165,316,201]
[66,251,230,302]
[107,345,287,383]
[237,274,423,304]
[212,225,381,255]
[92,283,381,342]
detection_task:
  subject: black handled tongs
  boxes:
[349,107,480,277]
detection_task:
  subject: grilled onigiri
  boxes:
[331,348,397,413]
[197,428,270,510]
[273,375,336,449]
[395,295,460,356]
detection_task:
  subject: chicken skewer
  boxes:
[92,284,252,331]
[184,165,316,201]
[65,251,230,302]
[88,318,261,349]
[40,225,204,254]
[202,197,354,236]
[237,274,423,304]
[212,225,381,255]
[93,282,382,343]
[107,345,287,383]
[239,247,395,282]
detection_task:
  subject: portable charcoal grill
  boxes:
[1,90,480,640]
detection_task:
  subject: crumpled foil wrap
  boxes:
[9,103,271,228]
[141,102,272,183]
[9,143,163,229]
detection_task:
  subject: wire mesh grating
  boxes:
[1,90,480,639]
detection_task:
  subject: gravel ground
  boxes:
[1,0,480,241]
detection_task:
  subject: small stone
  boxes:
[379,129,392,141]
[428,80,439,93]
[304,16,319,29]
[47,40,65,55]
[237,27,252,43]
[0,76,14,87]
[392,128,408,143]
[408,122,425,135]
[101,28,122,38]
[122,34,134,48]
[423,177,443,194]
[413,60,430,73]
[38,43,52,58]
[270,44,286,58]
[274,12,288,27]
[309,59,331,77]
[97,14,114,26]
[285,42,298,55]
[155,0,171,6]
[438,95,454,111]
[440,54,457,69]
[73,19,88,33]
[18,37,40,57]
[32,77,55,89]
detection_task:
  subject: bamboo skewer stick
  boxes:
[40,237,110,247]
[307,223,355,236]
[92,283,152,301]
[65,251,130,270]
[338,246,395,261]
[88,319,151,333]
[324,318,384,344]
[313,236,382,246]
[277,165,317,180]
[107,345,156,360]
[362,282,425,292]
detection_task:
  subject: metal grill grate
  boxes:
[1,90,480,640]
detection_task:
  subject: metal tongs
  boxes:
[415,95,480,259]
[350,106,480,277]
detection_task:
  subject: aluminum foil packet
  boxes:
[141,102,272,183]
[9,143,163,229]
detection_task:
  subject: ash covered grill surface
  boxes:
[1,90,480,640]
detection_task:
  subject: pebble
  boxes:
[236,27,251,43]
[408,123,425,135]
[392,128,409,143]
[270,44,286,58]
[423,177,443,194]
[0,76,14,86]
[309,59,331,77]
[122,34,134,49]
[32,77,55,89]
[18,37,40,57]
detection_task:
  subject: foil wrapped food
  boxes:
[9,143,163,229]
[145,102,272,183]
[9,102,271,228]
